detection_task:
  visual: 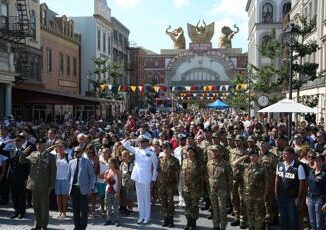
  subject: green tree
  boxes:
[92,57,124,98]
[227,73,248,112]
[278,16,319,93]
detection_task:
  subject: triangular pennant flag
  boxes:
[153,86,160,93]
[225,85,230,91]
[107,84,112,90]
[130,85,137,92]
[185,86,191,91]
[118,86,122,91]
[160,85,167,92]
[208,85,214,91]
[138,86,144,92]
[172,87,176,91]
[99,84,106,92]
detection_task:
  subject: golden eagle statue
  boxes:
[187,20,214,43]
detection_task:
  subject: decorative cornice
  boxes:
[41,25,80,45]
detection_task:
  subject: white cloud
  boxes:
[173,0,190,8]
[209,0,247,20]
[114,0,140,8]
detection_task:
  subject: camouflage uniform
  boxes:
[271,147,284,161]
[229,147,248,222]
[207,158,233,229]
[157,155,180,219]
[260,151,279,224]
[243,162,267,230]
[199,140,211,208]
[182,158,202,220]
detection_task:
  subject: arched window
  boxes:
[261,35,272,47]
[42,9,46,26]
[262,3,273,23]
[283,3,291,18]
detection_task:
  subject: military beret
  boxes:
[212,133,220,138]
[162,142,172,149]
[207,145,221,152]
[276,134,288,141]
[234,135,245,141]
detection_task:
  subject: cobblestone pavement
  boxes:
[0,198,281,229]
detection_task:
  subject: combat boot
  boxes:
[184,217,191,230]
[168,216,174,228]
[240,221,248,229]
[230,219,240,226]
[162,217,168,227]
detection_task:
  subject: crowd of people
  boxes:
[0,110,326,230]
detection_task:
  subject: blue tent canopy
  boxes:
[207,99,229,109]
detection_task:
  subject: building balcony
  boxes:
[0,51,15,73]
[0,16,35,41]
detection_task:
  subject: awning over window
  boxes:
[13,88,119,105]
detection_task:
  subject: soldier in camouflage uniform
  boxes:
[234,150,267,230]
[199,128,214,211]
[182,146,202,230]
[157,142,180,228]
[207,145,233,230]
[229,135,248,228]
[259,136,279,228]
[271,134,289,160]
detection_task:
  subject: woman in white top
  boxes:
[97,148,110,214]
[55,142,69,218]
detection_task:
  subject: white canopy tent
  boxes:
[258,98,316,113]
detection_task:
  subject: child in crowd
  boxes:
[103,158,121,226]
[120,150,135,215]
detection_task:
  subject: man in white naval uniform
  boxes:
[121,134,158,224]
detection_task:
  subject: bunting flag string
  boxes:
[98,83,248,93]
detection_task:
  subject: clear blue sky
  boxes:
[41,0,248,53]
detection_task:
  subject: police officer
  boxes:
[207,145,233,230]
[157,142,180,227]
[20,138,56,230]
[275,146,306,230]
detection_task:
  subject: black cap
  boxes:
[0,125,8,130]
[36,137,46,144]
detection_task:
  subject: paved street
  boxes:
[0,198,281,230]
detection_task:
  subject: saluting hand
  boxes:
[23,146,32,155]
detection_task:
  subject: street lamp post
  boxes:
[283,22,299,140]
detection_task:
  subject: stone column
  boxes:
[5,84,12,117]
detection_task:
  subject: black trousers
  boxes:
[11,181,26,215]
[0,176,10,204]
[71,186,88,230]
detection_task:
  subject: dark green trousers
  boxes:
[32,190,49,228]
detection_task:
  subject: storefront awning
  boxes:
[13,88,120,105]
